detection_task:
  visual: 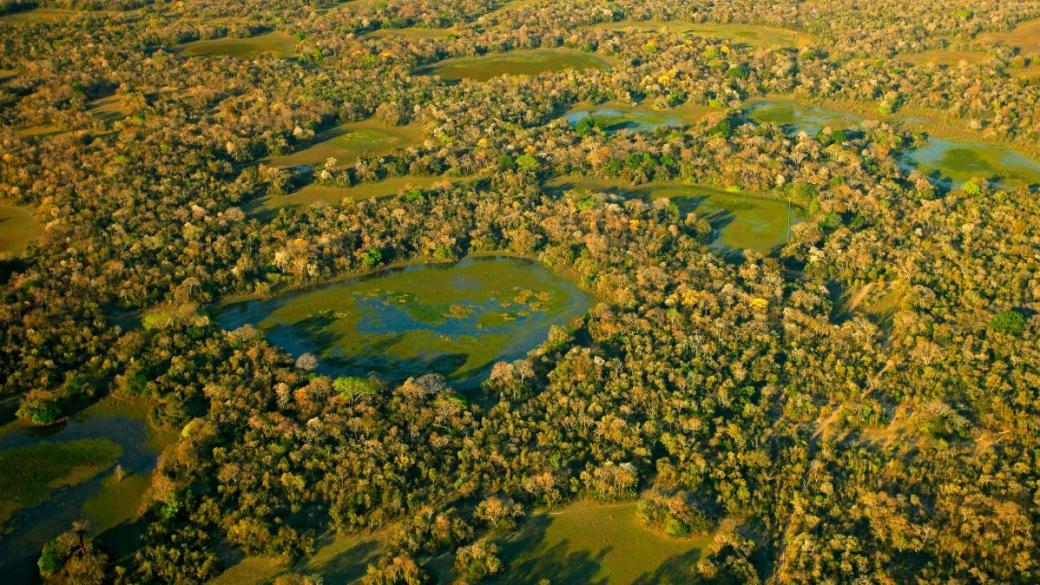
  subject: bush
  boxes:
[990,310,1026,336]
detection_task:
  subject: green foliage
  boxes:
[990,310,1027,336]
[515,154,541,173]
[333,376,378,400]
[362,247,384,267]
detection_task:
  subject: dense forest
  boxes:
[2,0,1040,583]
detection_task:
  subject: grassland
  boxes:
[0,438,122,529]
[0,202,40,256]
[589,21,816,48]
[366,26,459,39]
[0,8,86,23]
[419,48,613,81]
[88,94,132,123]
[253,175,470,213]
[547,176,799,252]
[490,501,712,584]
[979,19,1040,56]
[216,257,590,386]
[269,120,426,168]
[211,532,382,584]
[179,31,298,58]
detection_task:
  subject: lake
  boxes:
[216,257,591,388]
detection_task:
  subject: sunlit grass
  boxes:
[419,48,613,81]
[179,31,298,58]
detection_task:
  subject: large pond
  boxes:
[747,97,1040,188]
[0,400,165,585]
[217,257,591,388]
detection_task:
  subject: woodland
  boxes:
[2,0,1040,583]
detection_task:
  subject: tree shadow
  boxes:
[632,548,702,585]
[491,514,609,585]
[304,534,381,583]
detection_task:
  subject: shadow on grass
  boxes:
[632,547,702,585]
[491,514,609,585]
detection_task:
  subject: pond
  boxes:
[0,399,167,585]
[564,105,686,134]
[900,137,1040,188]
[746,98,861,135]
[418,48,613,82]
[746,97,1040,188]
[548,177,801,255]
[216,257,591,388]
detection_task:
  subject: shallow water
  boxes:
[901,137,1040,188]
[746,99,860,135]
[217,257,591,388]
[747,98,1040,188]
[0,413,156,585]
[564,106,685,134]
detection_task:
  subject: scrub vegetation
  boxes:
[3,0,1040,583]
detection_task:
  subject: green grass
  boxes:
[0,8,87,23]
[83,472,151,534]
[179,31,298,58]
[209,556,286,585]
[591,21,816,48]
[211,532,382,584]
[269,120,426,168]
[217,257,590,386]
[0,438,122,529]
[419,48,613,81]
[979,19,1040,56]
[490,501,711,585]
[366,26,459,39]
[548,176,800,252]
[902,48,989,67]
[0,202,40,256]
[14,124,65,139]
[254,175,469,213]
[88,94,132,122]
